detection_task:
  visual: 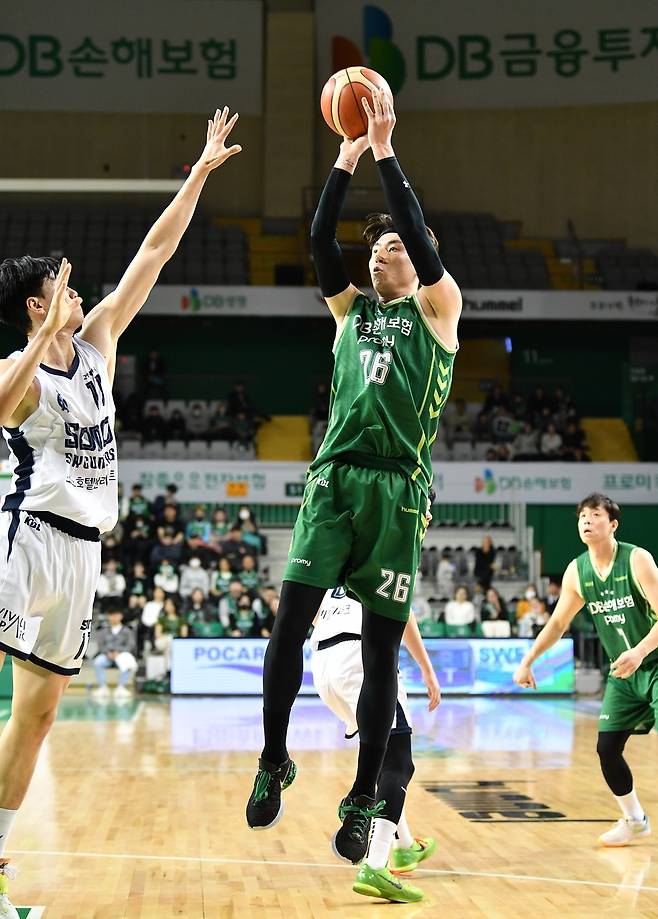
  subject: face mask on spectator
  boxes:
[525,589,536,600]
[189,558,201,568]
[239,509,250,520]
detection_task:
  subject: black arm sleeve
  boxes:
[310,167,351,298]
[376,156,445,287]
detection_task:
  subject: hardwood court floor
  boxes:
[5,694,658,918]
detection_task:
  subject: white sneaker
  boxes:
[599,816,651,847]
[0,861,19,919]
[92,685,111,700]
[113,685,132,700]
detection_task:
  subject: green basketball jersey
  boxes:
[576,541,658,665]
[310,293,457,490]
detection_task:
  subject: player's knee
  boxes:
[596,731,626,763]
[12,702,59,741]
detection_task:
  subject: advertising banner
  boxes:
[170,637,574,696]
[101,284,658,322]
[316,0,658,110]
[0,1,263,114]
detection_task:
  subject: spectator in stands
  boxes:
[123,515,152,569]
[221,526,250,571]
[515,584,546,623]
[219,579,246,632]
[474,411,492,443]
[150,504,185,568]
[233,412,255,449]
[125,561,151,604]
[480,587,511,625]
[101,531,122,566]
[139,586,166,656]
[179,556,210,599]
[227,381,255,420]
[154,597,188,673]
[444,586,477,630]
[210,508,230,547]
[513,421,540,460]
[210,557,234,598]
[185,505,212,561]
[483,382,509,416]
[123,483,151,523]
[526,386,551,425]
[552,386,577,430]
[240,519,265,557]
[485,447,498,462]
[143,350,168,398]
[92,607,138,700]
[240,555,261,594]
[473,536,496,591]
[230,593,260,638]
[517,595,549,638]
[491,406,518,444]
[540,422,563,459]
[119,391,144,432]
[436,551,456,598]
[510,392,527,422]
[166,408,187,443]
[153,559,179,596]
[445,398,474,446]
[496,444,512,461]
[142,404,167,444]
[185,588,222,637]
[545,580,561,615]
[187,401,209,439]
[126,592,146,625]
[561,420,588,460]
[233,505,257,528]
[96,559,127,613]
[153,483,179,522]
[208,401,235,442]
[258,595,277,638]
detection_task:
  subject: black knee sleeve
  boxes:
[597,730,634,797]
[377,732,415,825]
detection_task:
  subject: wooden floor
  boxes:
[5,694,658,918]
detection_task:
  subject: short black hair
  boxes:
[0,255,60,336]
[576,492,621,522]
[363,213,439,253]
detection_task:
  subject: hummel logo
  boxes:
[403,180,410,188]
[57,392,70,413]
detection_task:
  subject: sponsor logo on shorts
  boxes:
[25,515,41,531]
[290,557,311,567]
[316,477,329,488]
[599,713,610,720]
[0,608,26,643]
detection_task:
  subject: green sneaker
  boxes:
[353,863,424,903]
[389,836,437,874]
[246,757,297,830]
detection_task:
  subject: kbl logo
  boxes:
[474,469,497,495]
[181,288,202,312]
[332,4,405,94]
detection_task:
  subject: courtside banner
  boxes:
[316,0,658,109]
[170,638,574,695]
[0,0,263,114]
[100,285,658,321]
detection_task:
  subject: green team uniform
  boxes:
[285,292,457,621]
[576,541,658,733]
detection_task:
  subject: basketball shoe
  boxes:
[599,816,651,847]
[353,863,423,903]
[332,795,385,864]
[0,861,19,919]
[246,757,296,829]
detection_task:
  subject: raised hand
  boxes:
[197,107,242,171]
[361,87,396,155]
[44,259,82,332]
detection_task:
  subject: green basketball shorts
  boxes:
[284,460,426,622]
[598,665,658,734]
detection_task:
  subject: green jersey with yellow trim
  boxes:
[575,541,658,665]
[310,292,457,490]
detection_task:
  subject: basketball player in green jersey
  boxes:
[514,492,658,846]
[246,88,462,875]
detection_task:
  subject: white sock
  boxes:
[615,789,645,822]
[365,818,397,870]
[395,808,414,848]
[0,808,18,856]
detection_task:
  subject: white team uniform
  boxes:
[311,587,412,738]
[0,335,117,674]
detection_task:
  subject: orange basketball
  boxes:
[320,67,393,140]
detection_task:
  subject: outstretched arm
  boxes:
[363,89,461,329]
[513,560,584,689]
[311,136,369,323]
[80,108,242,378]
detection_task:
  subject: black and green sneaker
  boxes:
[246,757,297,830]
[332,795,386,864]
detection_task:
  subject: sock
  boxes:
[395,808,414,848]
[0,808,18,856]
[366,818,397,870]
[615,789,645,822]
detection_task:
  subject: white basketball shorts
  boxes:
[311,638,412,739]
[0,510,101,675]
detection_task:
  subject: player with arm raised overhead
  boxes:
[0,108,240,916]
[246,87,461,874]
[515,492,658,847]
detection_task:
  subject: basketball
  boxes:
[320,67,393,140]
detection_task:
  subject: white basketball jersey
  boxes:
[311,587,363,652]
[2,335,118,533]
